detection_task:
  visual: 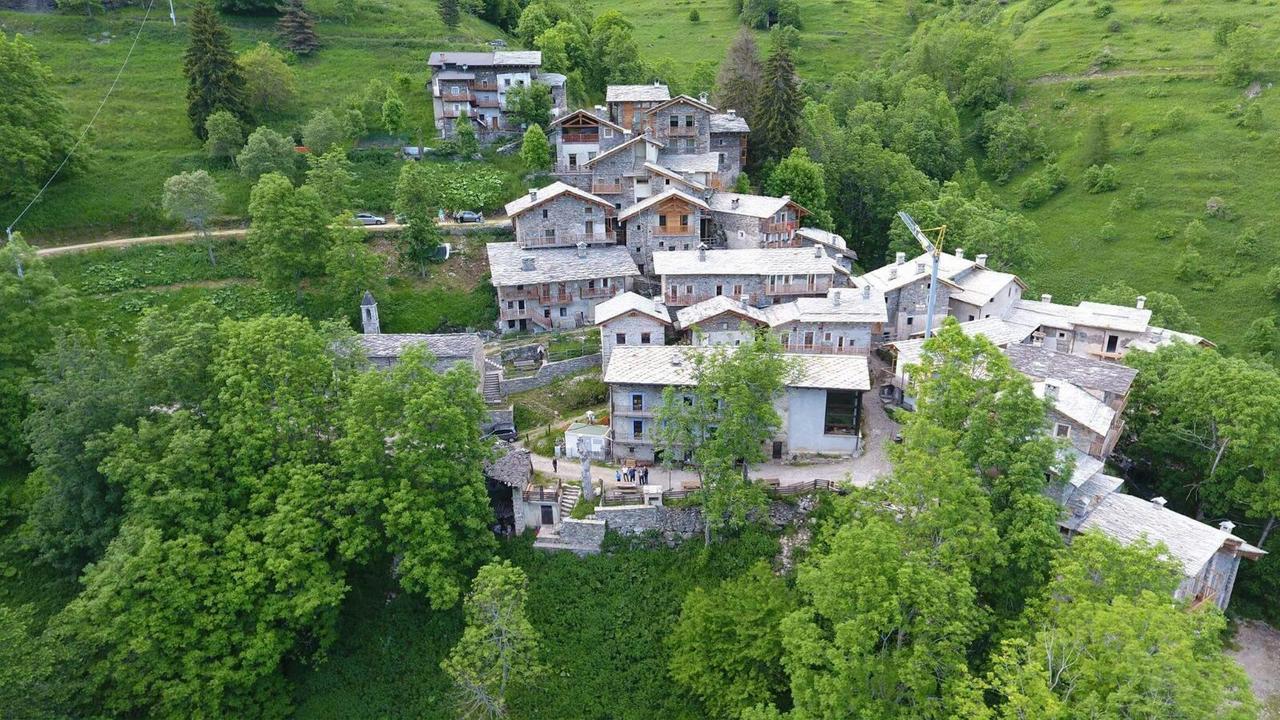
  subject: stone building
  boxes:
[646,94,715,155]
[617,188,712,274]
[593,291,672,372]
[486,242,640,334]
[677,286,887,355]
[576,135,667,207]
[603,345,871,463]
[547,108,630,175]
[356,292,486,374]
[707,193,808,248]
[710,110,750,186]
[427,51,565,139]
[504,182,616,250]
[862,248,1023,341]
[1008,294,1154,361]
[653,245,849,308]
[605,83,672,131]
[674,295,769,347]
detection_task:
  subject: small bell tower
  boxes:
[360,290,380,334]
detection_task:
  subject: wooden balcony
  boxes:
[440,90,473,102]
[768,282,826,295]
[473,96,501,108]
[523,480,562,502]
[764,221,797,234]
[472,80,498,91]
[665,125,697,136]
[591,181,623,194]
[782,342,868,355]
[665,291,728,306]
[653,226,696,237]
[579,285,620,300]
[561,132,600,144]
[519,231,615,248]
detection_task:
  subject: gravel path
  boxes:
[1231,619,1280,709]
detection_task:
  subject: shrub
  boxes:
[1238,103,1263,130]
[688,8,700,21]
[1099,222,1119,242]
[1084,163,1118,193]
[1153,223,1175,241]
[1175,246,1213,286]
[1018,163,1067,208]
[1184,219,1209,246]
[1128,186,1147,209]
[1236,226,1261,258]
[1164,106,1188,130]
[1093,2,1113,18]
[1106,19,1122,33]
[1205,196,1230,220]
[1266,267,1280,300]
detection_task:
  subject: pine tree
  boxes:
[438,0,460,28]
[276,0,320,56]
[713,28,763,123]
[184,0,249,140]
[756,38,801,165]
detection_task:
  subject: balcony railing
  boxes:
[665,291,732,306]
[473,96,501,108]
[782,342,868,355]
[653,226,696,237]
[579,285,619,299]
[591,181,623,194]
[767,282,827,295]
[561,132,600,144]
[523,480,561,502]
[440,90,473,102]
[519,231,615,248]
[764,221,797,234]
[472,80,498,91]
[664,125,697,136]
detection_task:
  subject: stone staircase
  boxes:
[482,358,503,403]
[559,481,581,517]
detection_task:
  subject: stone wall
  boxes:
[512,193,608,247]
[593,504,705,539]
[500,353,601,394]
[534,518,605,554]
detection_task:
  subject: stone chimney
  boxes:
[730,197,740,210]
[955,248,964,260]
[521,256,536,271]
[813,245,823,258]
[529,188,538,201]
[889,267,898,280]
[895,251,906,266]
[831,290,841,305]
[698,244,707,261]
[1044,381,1058,400]
[862,285,871,300]
[576,241,587,258]
[976,253,988,268]
[653,80,661,87]
[698,91,708,104]
[1136,295,1147,309]
[915,261,926,274]
[1040,293,1052,304]
[1219,519,1236,533]
[739,294,750,309]
[360,290,380,335]
[727,109,736,117]
[1151,496,1168,509]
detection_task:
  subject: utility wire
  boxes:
[6,0,160,243]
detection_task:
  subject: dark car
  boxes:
[454,210,484,223]
[489,422,517,442]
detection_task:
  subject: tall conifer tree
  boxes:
[184,0,249,140]
[276,0,320,56]
[755,38,801,165]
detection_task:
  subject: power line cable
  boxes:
[6,0,160,243]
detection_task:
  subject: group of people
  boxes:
[615,466,649,485]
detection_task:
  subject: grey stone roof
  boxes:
[947,266,1026,307]
[429,50,541,67]
[1131,326,1215,352]
[594,291,672,325]
[890,316,1042,370]
[653,247,840,277]
[484,442,532,489]
[361,290,376,306]
[583,134,664,168]
[617,188,710,221]
[646,94,717,114]
[707,192,803,219]
[486,242,640,286]
[861,250,976,293]
[642,162,707,192]
[604,345,871,391]
[1009,298,1152,334]
[542,72,566,87]
[1005,343,1138,396]
[764,287,889,325]
[675,296,770,329]
[710,112,750,133]
[606,84,671,103]
[357,333,482,360]
[503,181,612,218]
[659,152,721,174]
[1061,471,1125,529]
[1034,379,1115,436]
[1077,492,1264,578]
[434,71,475,80]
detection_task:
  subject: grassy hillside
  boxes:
[585,0,914,78]
[992,0,1280,349]
[0,1,504,242]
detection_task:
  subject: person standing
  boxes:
[552,457,558,474]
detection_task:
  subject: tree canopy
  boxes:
[184,0,249,139]
[0,32,83,204]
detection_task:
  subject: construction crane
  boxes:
[896,211,947,338]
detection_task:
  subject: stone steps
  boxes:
[559,483,581,516]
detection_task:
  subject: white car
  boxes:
[353,212,386,226]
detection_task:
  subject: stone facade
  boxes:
[710,131,746,188]
[600,312,667,371]
[650,99,712,155]
[512,192,614,250]
[662,273,838,309]
[593,504,705,538]
[623,196,710,274]
[428,51,564,140]
[609,383,664,461]
[884,276,955,341]
[496,278,631,333]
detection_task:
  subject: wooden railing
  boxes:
[591,181,623,194]
[653,226,696,237]
[579,285,619,299]
[767,282,825,295]
[562,132,600,144]
[764,221,797,234]
[664,125,697,136]
[440,90,472,102]
[523,480,562,502]
[782,342,868,355]
[519,231,615,248]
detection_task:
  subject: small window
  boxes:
[585,205,594,215]
[669,115,680,129]
[685,284,693,295]
[543,309,550,318]
[968,315,975,321]
[1055,423,1071,439]
[616,333,627,345]
[544,228,555,239]
[715,285,723,296]
[507,320,516,328]
[542,209,549,219]
[907,317,913,326]
[641,332,651,344]
[658,216,668,227]
[680,214,689,228]
[684,114,694,127]
[631,394,643,411]
[632,419,643,437]
[603,127,613,138]
[559,307,567,317]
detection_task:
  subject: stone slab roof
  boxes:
[652,247,839,277]
[675,296,770,329]
[504,181,612,218]
[1035,379,1115,437]
[764,287,889,325]
[707,192,804,219]
[606,84,671,103]
[358,333,482,360]
[861,251,976,293]
[1078,492,1264,578]
[594,291,672,325]
[890,317,1039,369]
[434,71,475,80]
[948,266,1026,307]
[484,442,532,489]
[1131,326,1215,352]
[1005,343,1138,396]
[1010,298,1152,334]
[542,72,566,87]
[643,163,708,192]
[429,50,541,67]
[710,112,750,133]
[646,94,717,114]
[549,108,626,132]
[795,227,855,259]
[617,187,710,221]
[486,242,640,286]
[604,345,871,391]
[583,134,664,168]
[659,152,721,174]
[1062,472,1125,529]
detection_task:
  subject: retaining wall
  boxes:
[500,353,601,395]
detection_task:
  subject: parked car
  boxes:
[454,210,484,223]
[489,422,517,442]
[354,212,386,226]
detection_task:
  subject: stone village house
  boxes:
[485,242,640,334]
[427,50,566,139]
[593,291,673,371]
[653,245,851,309]
[603,345,871,464]
[674,285,888,355]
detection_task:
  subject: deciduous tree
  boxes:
[305,147,355,214]
[0,32,82,202]
[442,560,542,719]
[237,126,297,180]
[184,0,249,139]
[505,82,553,129]
[237,42,297,115]
[324,217,385,312]
[302,108,346,154]
[162,170,224,266]
[764,147,832,229]
[587,11,645,93]
[382,90,406,136]
[203,109,245,164]
[246,172,332,299]
[520,123,551,171]
[454,112,479,156]
[888,181,1039,272]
